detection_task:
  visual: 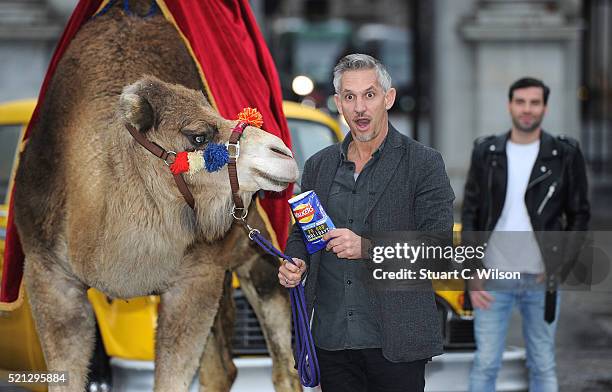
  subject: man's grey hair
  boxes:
[333,53,392,94]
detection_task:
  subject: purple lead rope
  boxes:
[250,231,320,388]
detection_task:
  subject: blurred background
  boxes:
[0,0,610,390]
[1,0,610,226]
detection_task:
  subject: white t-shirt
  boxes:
[484,140,545,274]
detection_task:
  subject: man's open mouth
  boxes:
[355,118,371,128]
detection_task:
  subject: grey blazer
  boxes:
[285,124,455,362]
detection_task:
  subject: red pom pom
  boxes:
[237,107,264,128]
[170,151,189,174]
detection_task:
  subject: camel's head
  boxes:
[118,76,299,202]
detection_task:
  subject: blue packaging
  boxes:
[288,190,335,254]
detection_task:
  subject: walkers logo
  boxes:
[293,203,315,223]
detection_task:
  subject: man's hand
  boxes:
[278,258,307,288]
[323,228,364,260]
[468,278,495,310]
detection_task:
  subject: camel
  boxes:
[12,2,301,391]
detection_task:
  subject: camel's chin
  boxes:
[255,176,291,192]
[266,182,291,192]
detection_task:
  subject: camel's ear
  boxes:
[119,79,156,132]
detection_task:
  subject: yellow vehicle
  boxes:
[0,99,472,390]
[0,99,47,391]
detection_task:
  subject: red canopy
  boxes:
[1,0,293,306]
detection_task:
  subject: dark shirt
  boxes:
[313,133,385,350]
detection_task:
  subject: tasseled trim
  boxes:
[187,150,205,176]
[237,107,264,129]
[168,107,263,175]
[170,151,190,174]
[204,142,229,172]
[170,143,229,175]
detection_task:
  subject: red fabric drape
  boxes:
[1,0,292,305]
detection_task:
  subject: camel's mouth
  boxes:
[270,146,293,159]
[252,168,292,191]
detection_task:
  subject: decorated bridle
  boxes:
[124,107,263,217]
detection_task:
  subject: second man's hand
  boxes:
[323,228,366,260]
[468,278,495,310]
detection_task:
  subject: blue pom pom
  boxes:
[204,143,230,172]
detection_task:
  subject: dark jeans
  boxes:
[316,347,427,392]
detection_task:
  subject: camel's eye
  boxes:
[182,130,209,147]
[182,124,218,148]
[193,135,207,145]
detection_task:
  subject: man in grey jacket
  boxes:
[279,53,454,392]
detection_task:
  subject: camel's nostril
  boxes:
[270,146,293,159]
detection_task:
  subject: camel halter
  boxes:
[123,107,263,211]
[124,122,196,208]
[124,108,320,387]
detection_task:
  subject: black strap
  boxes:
[544,290,557,323]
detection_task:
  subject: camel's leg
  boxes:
[24,253,96,392]
[153,260,226,392]
[235,253,302,392]
[198,272,237,392]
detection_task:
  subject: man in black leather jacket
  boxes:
[462,77,590,392]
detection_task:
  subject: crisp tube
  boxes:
[288,190,336,254]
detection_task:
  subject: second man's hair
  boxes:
[508,77,550,105]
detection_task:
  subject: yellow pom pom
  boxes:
[237,107,264,128]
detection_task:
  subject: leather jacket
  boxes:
[461,130,590,291]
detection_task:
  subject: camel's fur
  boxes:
[13,2,299,391]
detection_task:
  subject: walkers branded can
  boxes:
[288,190,335,254]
